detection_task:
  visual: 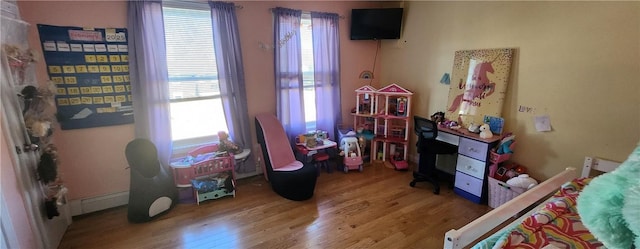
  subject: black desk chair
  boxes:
[410,116,458,194]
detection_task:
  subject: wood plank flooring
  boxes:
[58,163,491,249]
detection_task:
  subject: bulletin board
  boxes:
[38,24,134,130]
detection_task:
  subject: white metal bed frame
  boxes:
[443,157,622,249]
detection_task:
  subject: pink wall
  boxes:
[18,1,381,202]
[19,1,133,200]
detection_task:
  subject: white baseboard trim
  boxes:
[70,191,129,216]
[235,170,261,180]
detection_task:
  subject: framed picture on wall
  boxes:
[445,48,515,129]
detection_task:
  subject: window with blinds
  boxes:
[300,13,317,130]
[163,5,228,143]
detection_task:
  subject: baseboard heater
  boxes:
[69,170,263,216]
[70,191,129,216]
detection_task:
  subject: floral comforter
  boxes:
[493,178,604,249]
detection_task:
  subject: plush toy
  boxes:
[577,144,640,249]
[217,131,242,154]
[479,123,493,139]
[497,133,515,154]
[339,138,359,157]
[44,199,60,219]
[623,184,640,248]
[467,122,480,133]
[430,111,445,124]
[27,119,52,138]
[20,83,57,117]
[442,120,461,129]
[37,151,58,184]
[506,174,538,189]
[24,117,53,145]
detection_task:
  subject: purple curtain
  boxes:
[127,0,173,166]
[311,11,341,141]
[209,1,254,173]
[273,7,305,143]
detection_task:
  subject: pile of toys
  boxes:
[489,134,538,189]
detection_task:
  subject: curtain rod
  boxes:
[269,7,345,19]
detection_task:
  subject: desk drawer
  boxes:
[456,154,486,180]
[455,171,483,197]
[458,137,489,161]
[436,132,459,146]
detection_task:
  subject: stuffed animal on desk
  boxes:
[467,122,480,133]
[217,131,243,154]
[430,111,445,124]
[479,124,493,139]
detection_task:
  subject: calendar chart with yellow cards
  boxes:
[38,24,134,130]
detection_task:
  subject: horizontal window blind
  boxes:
[163,5,228,141]
[163,7,219,100]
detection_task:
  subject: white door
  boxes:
[1,6,71,248]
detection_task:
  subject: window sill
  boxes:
[171,136,220,158]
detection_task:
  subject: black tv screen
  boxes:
[350,8,403,40]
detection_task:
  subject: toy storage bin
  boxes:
[488,176,527,208]
[170,159,195,187]
[177,186,195,204]
[489,140,516,164]
[489,151,511,164]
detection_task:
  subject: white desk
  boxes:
[437,127,501,204]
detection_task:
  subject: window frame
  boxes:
[300,12,317,131]
[162,1,227,151]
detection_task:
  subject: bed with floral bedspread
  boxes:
[463,145,640,249]
[488,178,603,248]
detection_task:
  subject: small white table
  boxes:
[297,139,338,151]
[234,148,251,172]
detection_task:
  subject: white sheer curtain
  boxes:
[273,7,306,143]
[209,1,255,173]
[127,0,173,165]
[274,8,342,142]
[311,11,341,140]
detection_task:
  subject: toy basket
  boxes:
[489,151,512,164]
[490,140,516,164]
[488,177,527,208]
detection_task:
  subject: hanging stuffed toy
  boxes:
[37,144,58,184]
[20,82,57,145]
[19,85,38,113]
[24,116,52,145]
[3,44,38,85]
[19,82,57,116]
[44,199,59,219]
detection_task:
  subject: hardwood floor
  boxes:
[58,163,491,249]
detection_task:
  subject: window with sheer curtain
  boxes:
[300,13,317,130]
[274,8,341,141]
[162,4,229,145]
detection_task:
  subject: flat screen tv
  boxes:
[350,8,403,40]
